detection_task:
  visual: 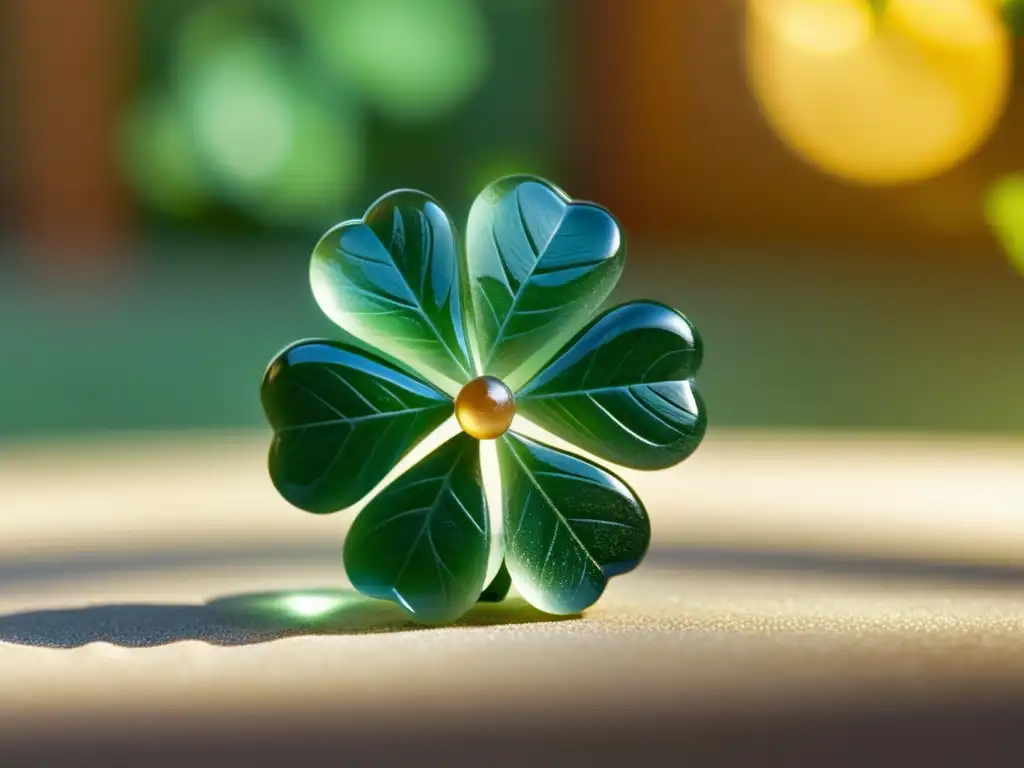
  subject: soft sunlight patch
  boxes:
[280,594,346,618]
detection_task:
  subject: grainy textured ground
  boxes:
[2,430,1024,766]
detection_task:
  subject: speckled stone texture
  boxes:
[2,430,1024,765]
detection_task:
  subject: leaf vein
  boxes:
[482,207,569,370]
[503,438,603,574]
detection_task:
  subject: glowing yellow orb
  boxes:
[746,0,1012,184]
[455,376,515,440]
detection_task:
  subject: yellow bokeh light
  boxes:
[746,0,1012,185]
[759,0,875,54]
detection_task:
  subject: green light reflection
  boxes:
[205,588,578,632]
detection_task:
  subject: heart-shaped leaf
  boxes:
[497,432,650,615]
[465,175,625,389]
[344,432,490,624]
[310,190,474,393]
[261,340,452,514]
[518,301,706,470]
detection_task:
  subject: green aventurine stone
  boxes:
[497,432,650,615]
[261,339,452,514]
[344,432,490,624]
[518,301,707,470]
[464,175,625,390]
[310,190,474,394]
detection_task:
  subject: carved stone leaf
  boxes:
[464,175,625,389]
[261,340,452,514]
[518,301,706,470]
[497,432,650,615]
[344,433,490,624]
[310,190,474,392]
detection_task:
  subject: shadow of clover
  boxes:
[0,589,578,649]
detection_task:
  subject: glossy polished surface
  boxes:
[261,340,452,514]
[344,433,489,624]
[263,175,706,624]
[310,190,474,393]
[455,375,515,439]
[464,175,625,389]
[497,432,650,615]
[519,301,707,470]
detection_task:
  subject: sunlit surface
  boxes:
[206,590,371,627]
[746,0,1011,184]
[3,429,1024,580]
[280,593,345,618]
[986,174,1024,276]
[3,430,1024,757]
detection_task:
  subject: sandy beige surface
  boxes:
[2,429,1024,765]
[5,425,1024,562]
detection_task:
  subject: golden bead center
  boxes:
[455,376,516,440]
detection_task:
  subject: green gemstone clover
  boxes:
[260,175,707,624]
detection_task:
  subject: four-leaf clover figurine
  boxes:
[260,176,707,624]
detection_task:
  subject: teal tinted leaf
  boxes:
[465,175,625,389]
[261,340,452,514]
[518,301,706,470]
[310,190,474,392]
[344,433,490,624]
[497,432,650,615]
[477,560,512,603]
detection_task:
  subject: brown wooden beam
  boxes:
[7,0,136,264]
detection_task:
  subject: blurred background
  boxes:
[4,2,1024,763]
[2,0,1023,439]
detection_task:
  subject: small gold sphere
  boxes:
[455,376,515,440]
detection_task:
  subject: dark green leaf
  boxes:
[518,301,706,470]
[465,175,625,389]
[344,433,490,624]
[310,190,474,391]
[497,432,650,615]
[477,560,512,603]
[261,340,452,514]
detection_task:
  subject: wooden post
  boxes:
[6,0,135,267]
